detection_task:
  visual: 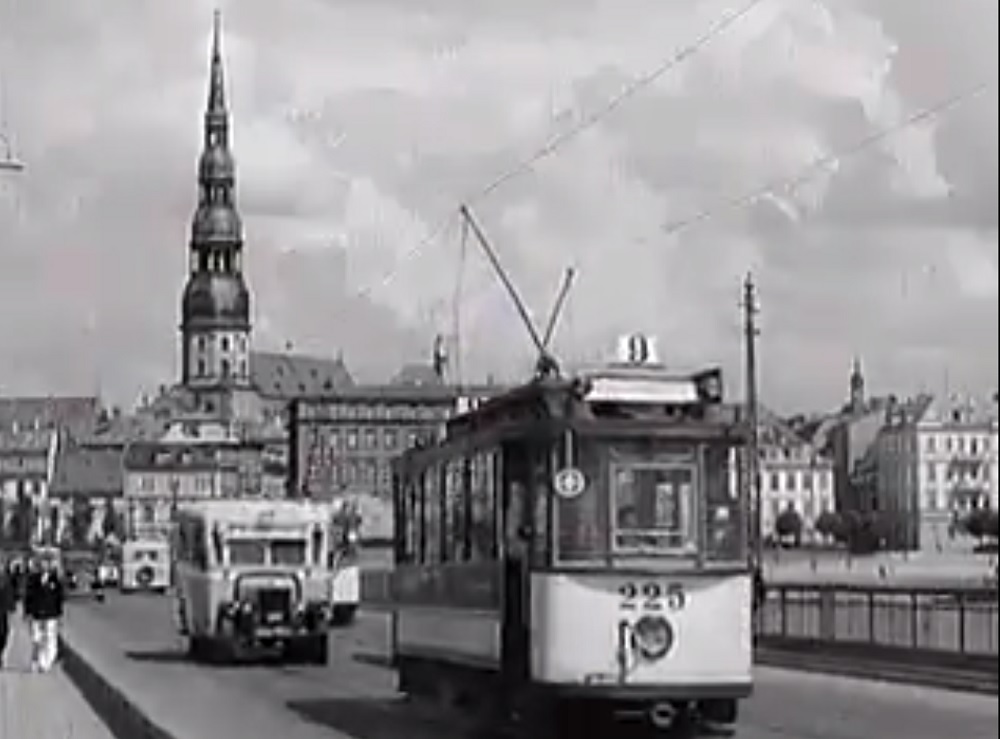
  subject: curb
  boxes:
[756,647,998,696]
[58,635,178,739]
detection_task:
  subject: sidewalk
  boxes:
[1,616,114,739]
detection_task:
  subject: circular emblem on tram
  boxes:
[554,467,587,499]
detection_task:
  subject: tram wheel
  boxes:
[698,698,738,726]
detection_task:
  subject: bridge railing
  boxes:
[757,582,998,658]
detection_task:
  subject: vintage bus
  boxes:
[328,498,362,626]
[120,538,171,593]
[173,500,333,664]
[388,337,751,735]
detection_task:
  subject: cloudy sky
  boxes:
[0,0,996,411]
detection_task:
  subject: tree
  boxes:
[985,509,999,539]
[775,505,803,546]
[101,497,125,540]
[48,506,61,545]
[69,498,94,548]
[814,510,841,541]
[11,491,34,545]
[962,507,997,541]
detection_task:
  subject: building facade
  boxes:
[756,410,835,541]
[875,394,997,551]
[0,397,101,547]
[122,417,265,538]
[288,373,499,540]
[47,446,126,548]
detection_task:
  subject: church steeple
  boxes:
[849,356,865,411]
[180,10,252,404]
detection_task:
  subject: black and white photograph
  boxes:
[0,1,996,737]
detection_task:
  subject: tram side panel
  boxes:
[530,572,752,694]
[391,564,503,673]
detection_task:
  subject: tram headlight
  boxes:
[632,615,674,661]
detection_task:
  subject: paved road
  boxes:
[1,617,115,739]
[66,594,998,739]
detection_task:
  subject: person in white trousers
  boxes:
[23,554,65,672]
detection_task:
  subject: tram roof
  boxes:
[442,363,741,440]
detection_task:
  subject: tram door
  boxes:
[501,444,551,687]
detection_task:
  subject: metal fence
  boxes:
[758,583,999,657]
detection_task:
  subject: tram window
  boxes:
[704,444,744,562]
[424,467,442,564]
[444,459,467,562]
[613,464,696,552]
[469,451,497,562]
[555,440,604,561]
[528,453,552,567]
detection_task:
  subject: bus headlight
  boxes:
[632,615,674,661]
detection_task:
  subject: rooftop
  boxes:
[49,446,124,497]
[0,396,101,436]
[250,351,354,400]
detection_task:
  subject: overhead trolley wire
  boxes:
[660,78,995,237]
[352,0,769,300]
[470,0,769,204]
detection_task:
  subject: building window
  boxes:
[221,359,231,377]
[221,336,230,352]
[346,430,358,450]
[383,429,398,449]
[197,359,206,377]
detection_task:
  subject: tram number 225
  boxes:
[618,582,686,612]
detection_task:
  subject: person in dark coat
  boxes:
[0,558,16,668]
[23,554,66,672]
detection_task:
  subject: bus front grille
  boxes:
[256,588,292,622]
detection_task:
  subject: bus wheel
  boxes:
[286,634,328,665]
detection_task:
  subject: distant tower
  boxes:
[180,11,251,412]
[848,356,865,411]
[432,334,448,381]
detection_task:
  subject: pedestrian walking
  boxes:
[23,553,65,672]
[0,556,17,669]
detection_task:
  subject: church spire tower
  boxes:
[848,356,865,411]
[180,10,252,406]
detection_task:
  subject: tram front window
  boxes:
[613,465,696,553]
[555,437,745,565]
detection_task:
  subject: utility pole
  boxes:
[742,272,762,568]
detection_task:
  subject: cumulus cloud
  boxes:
[0,0,995,411]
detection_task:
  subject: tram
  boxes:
[388,335,751,734]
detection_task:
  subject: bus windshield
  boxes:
[556,436,744,565]
[225,538,309,566]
